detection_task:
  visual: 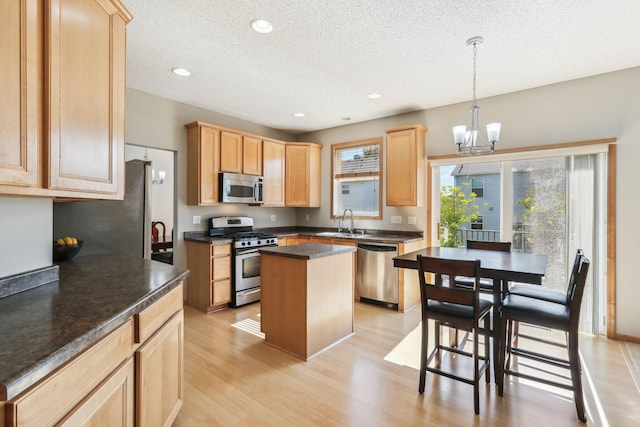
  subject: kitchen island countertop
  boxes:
[259,242,356,260]
[0,254,189,401]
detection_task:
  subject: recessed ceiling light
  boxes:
[250,19,273,34]
[293,112,305,117]
[367,93,382,99]
[172,67,191,77]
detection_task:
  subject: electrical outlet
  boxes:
[192,215,201,225]
[305,214,310,221]
[270,214,277,222]
[391,215,402,224]
[408,216,416,225]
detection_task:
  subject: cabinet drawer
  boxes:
[212,244,231,257]
[212,256,231,281]
[135,283,183,344]
[212,279,231,306]
[6,319,134,427]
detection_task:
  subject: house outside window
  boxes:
[331,137,382,219]
[471,177,484,197]
[471,216,484,230]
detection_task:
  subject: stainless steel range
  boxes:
[209,216,278,307]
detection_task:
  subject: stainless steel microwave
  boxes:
[219,172,264,204]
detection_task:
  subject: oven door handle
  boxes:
[237,248,260,255]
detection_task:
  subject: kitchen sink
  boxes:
[315,231,369,239]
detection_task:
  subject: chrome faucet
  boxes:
[342,208,354,234]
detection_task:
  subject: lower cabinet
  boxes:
[136,311,183,427]
[4,283,184,427]
[58,358,135,427]
[186,241,232,312]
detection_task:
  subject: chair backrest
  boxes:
[467,240,511,252]
[152,221,166,243]
[416,255,481,309]
[564,249,584,303]
[568,254,590,327]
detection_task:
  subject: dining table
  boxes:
[393,246,548,382]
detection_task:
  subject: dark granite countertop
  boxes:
[0,254,189,401]
[259,243,356,260]
[184,227,423,245]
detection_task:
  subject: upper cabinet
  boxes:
[185,122,220,206]
[385,125,427,207]
[219,131,243,173]
[262,139,285,207]
[0,0,132,199]
[0,0,39,188]
[220,131,263,175]
[285,143,321,207]
[242,136,263,175]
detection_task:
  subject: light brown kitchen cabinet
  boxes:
[0,0,39,188]
[5,319,135,427]
[57,358,135,427]
[185,122,220,206]
[243,136,263,175]
[135,311,183,427]
[4,283,185,427]
[262,139,286,206]
[285,143,321,207]
[186,242,232,312]
[0,0,131,199]
[220,130,243,173]
[385,124,427,207]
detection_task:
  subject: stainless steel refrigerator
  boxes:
[53,159,152,259]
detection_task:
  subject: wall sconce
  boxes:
[152,169,166,184]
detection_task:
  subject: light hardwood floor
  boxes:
[174,302,640,426]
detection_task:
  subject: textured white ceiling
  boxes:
[125,0,640,135]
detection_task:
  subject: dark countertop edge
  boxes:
[0,265,59,299]
[183,228,423,244]
[1,268,189,401]
[259,243,356,260]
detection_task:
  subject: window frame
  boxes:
[330,137,383,220]
[471,177,484,197]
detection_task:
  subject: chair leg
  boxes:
[513,321,520,346]
[419,319,428,394]
[473,326,480,415]
[568,331,586,422]
[497,316,508,396]
[435,321,441,368]
[484,317,491,384]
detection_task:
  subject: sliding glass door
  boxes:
[433,152,607,335]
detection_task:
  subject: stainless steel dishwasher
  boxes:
[356,242,399,308]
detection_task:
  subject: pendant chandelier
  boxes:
[453,36,501,155]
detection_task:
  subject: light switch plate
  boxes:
[192,215,201,225]
[270,214,277,222]
[408,216,416,225]
[391,216,402,224]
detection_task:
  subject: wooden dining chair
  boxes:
[416,255,492,415]
[455,240,512,293]
[497,253,590,423]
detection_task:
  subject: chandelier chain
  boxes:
[472,41,478,107]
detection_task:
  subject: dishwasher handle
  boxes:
[357,243,397,252]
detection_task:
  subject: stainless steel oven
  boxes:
[234,247,262,306]
[209,216,278,307]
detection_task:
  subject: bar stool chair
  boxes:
[497,253,590,423]
[416,255,492,415]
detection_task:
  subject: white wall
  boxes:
[0,197,52,276]
[299,67,640,338]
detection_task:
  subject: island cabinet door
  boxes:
[45,0,127,195]
[136,310,184,427]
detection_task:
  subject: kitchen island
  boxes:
[259,243,356,360]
